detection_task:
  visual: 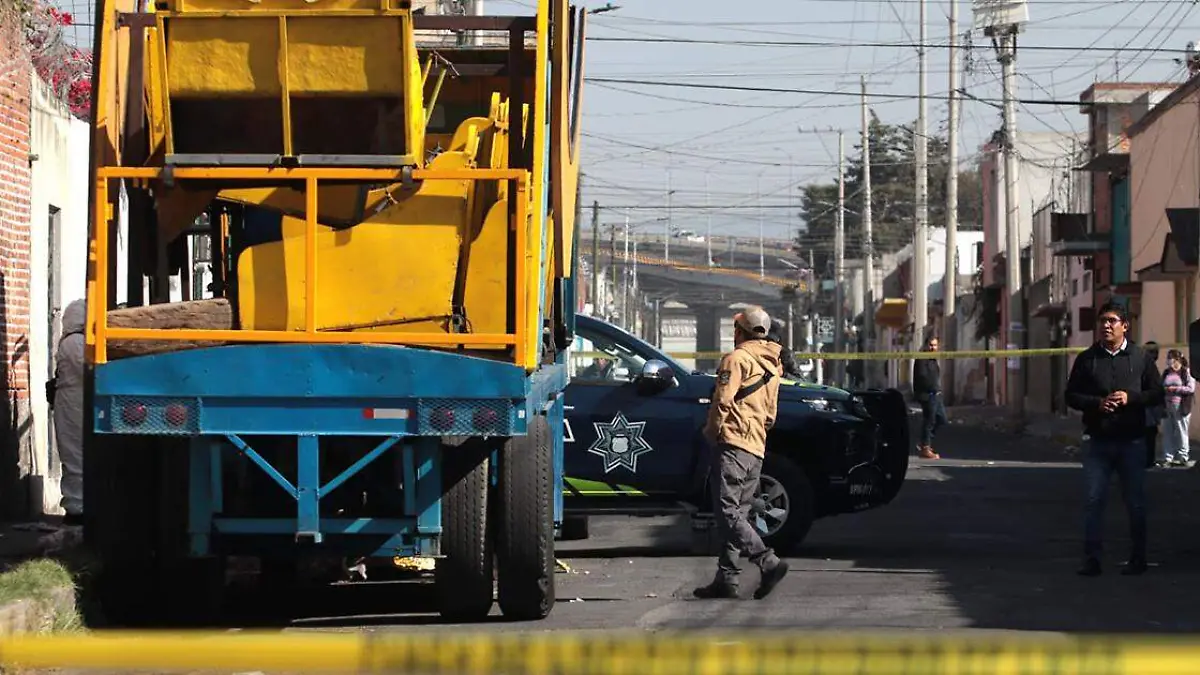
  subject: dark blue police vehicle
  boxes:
[560,314,911,553]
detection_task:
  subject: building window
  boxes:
[1072,279,1079,296]
[1083,271,1091,290]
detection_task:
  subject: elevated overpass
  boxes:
[578,234,813,369]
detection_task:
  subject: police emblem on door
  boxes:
[588,411,654,474]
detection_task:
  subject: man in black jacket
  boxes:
[767,319,804,380]
[912,334,944,460]
[1065,302,1164,577]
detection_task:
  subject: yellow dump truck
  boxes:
[83,0,586,624]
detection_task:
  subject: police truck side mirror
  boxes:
[1190,319,1200,379]
[636,359,676,395]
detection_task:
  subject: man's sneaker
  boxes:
[1120,558,1148,576]
[753,560,790,600]
[1076,558,1101,577]
[692,581,738,599]
[917,446,940,460]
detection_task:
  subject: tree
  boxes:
[797,114,983,274]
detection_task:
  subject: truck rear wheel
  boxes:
[436,437,495,621]
[495,415,555,621]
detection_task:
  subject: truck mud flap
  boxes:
[851,388,911,505]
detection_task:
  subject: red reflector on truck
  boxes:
[121,403,148,426]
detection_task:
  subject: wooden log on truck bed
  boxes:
[106,298,235,359]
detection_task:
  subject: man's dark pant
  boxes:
[1083,436,1147,562]
[918,392,947,446]
[711,444,778,584]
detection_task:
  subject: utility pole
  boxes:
[705,172,713,267]
[590,200,599,314]
[861,76,875,388]
[944,3,961,403]
[758,179,766,279]
[1000,27,1023,413]
[913,0,929,354]
[623,215,631,329]
[609,220,617,320]
[834,130,846,386]
[665,167,672,262]
[976,0,1029,412]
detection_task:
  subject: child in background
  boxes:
[1159,349,1194,468]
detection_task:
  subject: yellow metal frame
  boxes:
[87,167,535,368]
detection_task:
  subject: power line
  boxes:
[586,35,1194,55]
[585,77,1088,106]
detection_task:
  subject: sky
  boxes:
[59,0,1199,250]
[489,0,1198,252]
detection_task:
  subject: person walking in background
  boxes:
[1143,341,1163,468]
[1159,350,1194,468]
[695,306,789,600]
[912,334,945,460]
[1065,303,1163,577]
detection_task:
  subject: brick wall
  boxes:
[0,16,37,518]
[1,24,32,401]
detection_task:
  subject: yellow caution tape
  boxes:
[572,343,1188,361]
[2,631,1199,673]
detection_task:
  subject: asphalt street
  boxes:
[220,421,1200,636]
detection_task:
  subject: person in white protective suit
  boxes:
[53,299,86,526]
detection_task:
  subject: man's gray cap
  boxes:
[734,306,772,336]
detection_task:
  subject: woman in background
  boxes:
[1159,349,1194,468]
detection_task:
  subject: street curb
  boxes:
[0,584,77,636]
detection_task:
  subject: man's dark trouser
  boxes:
[1083,436,1147,562]
[919,392,947,447]
[1144,425,1158,468]
[711,444,779,584]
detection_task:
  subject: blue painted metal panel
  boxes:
[296,436,321,542]
[96,345,528,399]
[98,395,523,437]
[94,345,536,436]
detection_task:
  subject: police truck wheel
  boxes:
[495,415,556,620]
[754,453,815,556]
[436,437,495,621]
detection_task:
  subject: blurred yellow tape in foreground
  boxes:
[3,631,1200,674]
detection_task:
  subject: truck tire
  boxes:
[436,436,495,621]
[495,415,556,621]
[756,453,815,556]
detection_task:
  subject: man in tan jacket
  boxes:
[694,305,790,600]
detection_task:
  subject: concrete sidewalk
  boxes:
[943,405,1081,446]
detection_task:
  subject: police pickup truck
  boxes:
[561,315,910,553]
